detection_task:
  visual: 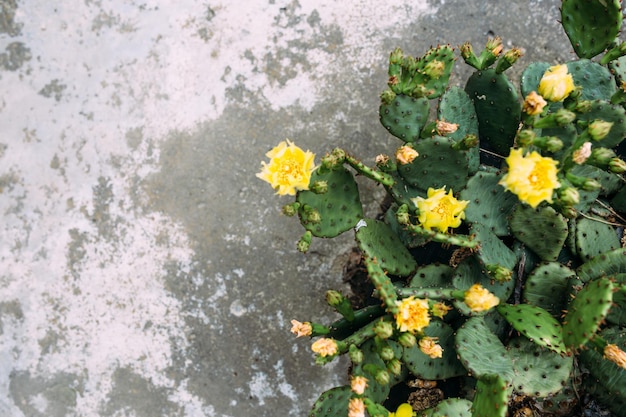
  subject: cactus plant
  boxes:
[259,2,626,415]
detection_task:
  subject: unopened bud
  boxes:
[516,129,536,147]
[588,120,614,141]
[374,369,390,385]
[486,264,513,282]
[381,88,396,105]
[311,180,328,194]
[534,136,563,153]
[325,290,344,307]
[302,205,321,224]
[398,332,417,348]
[574,99,592,113]
[386,358,402,376]
[555,109,577,125]
[609,157,626,173]
[349,344,364,364]
[282,202,300,217]
[424,59,445,79]
[486,37,503,55]
[379,345,395,361]
[321,148,346,170]
[374,320,394,339]
[558,187,580,206]
[590,147,617,166]
[496,47,523,73]
[297,231,312,253]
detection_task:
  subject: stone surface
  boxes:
[0,0,576,416]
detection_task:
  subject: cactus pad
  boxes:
[573,216,621,262]
[402,320,466,380]
[423,398,472,417]
[562,277,614,350]
[561,0,622,59]
[497,303,566,354]
[523,262,578,317]
[409,263,454,288]
[471,374,509,417]
[309,386,353,417]
[455,316,514,380]
[507,337,573,397]
[460,171,517,236]
[465,68,521,156]
[355,218,417,276]
[297,167,363,238]
[577,247,626,283]
[510,204,568,262]
[379,95,430,142]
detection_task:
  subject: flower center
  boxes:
[528,165,549,189]
[279,159,303,184]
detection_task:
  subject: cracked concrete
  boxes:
[0,0,581,416]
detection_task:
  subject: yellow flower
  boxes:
[412,187,469,232]
[603,344,626,369]
[350,376,368,395]
[538,64,575,102]
[464,284,500,312]
[290,319,312,338]
[389,403,415,417]
[419,337,443,359]
[522,91,547,116]
[396,146,419,165]
[311,338,338,357]
[348,398,366,417]
[256,140,315,196]
[499,148,561,208]
[395,296,430,333]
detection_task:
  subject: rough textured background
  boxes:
[0,0,574,416]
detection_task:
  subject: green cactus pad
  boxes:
[309,385,353,417]
[575,100,626,149]
[580,327,626,417]
[509,204,568,262]
[422,398,472,417]
[507,337,573,397]
[562,277,614,350]
[409,263,454,288]
[611,185,626,213]
[566,60,617,101]
[574,216,621,262]
[437,86,480,173]
[297,167,363,238]
[607,273,626,326]
[523,262,578,317]
[497,303,566,354]
[561,0,622,59]
[403,44,456,99]
[355,218,417,277]
[455,316,514,380]
[356,338,399,401]
[402,320,466,380]
[398,136,470,192]
[452,255,514,316]
[465,68,521,156]
[471,374,509,417]
[577,247,626,283]
[379,94,430,142]
[470,223,517,276]
[460,171,517,236]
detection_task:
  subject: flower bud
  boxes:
[321,148,346,170]
[496,47,523,73]
[588,120,614,141]
[398,332,417,348]
[380,88,396,105]
[574,99,592,113]
[486,36,503,55]
[311,180,328,194]
[534,136,563,153]
[297,231,312,253]
[282,202,300,216]
[424,59,445,79]
[374,369,390,385]
[374,320,394,339]
[386,358,403,376]
[555,109,577,125]
[590,147,617,166]
[516,129,536,147]
[486,264,513,282]
[349,344,364,364]
[302,205,321,224]
[379,345,395,361]
[558,186,580,206]
[609,157,626,174]
[325,290,344,307]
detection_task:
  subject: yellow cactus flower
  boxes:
[396,145,419,165]
[412,187,469,232]
[311,338,338,357]
[522,91,547,116]
[348,398,366,417]
[395,296,430,333]
[499,148,561,208]
[389,403,415,417]
[603,344,626,369]
[257,140,315,196]
[419,337,443,359]
[350,376,368,395]
[538,64,575,102]
[290,319,312,338]
[464,284,500,312]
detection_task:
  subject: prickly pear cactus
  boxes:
[262,3,626,416]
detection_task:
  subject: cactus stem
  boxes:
[402,221,479,248]
[344,153,395,187]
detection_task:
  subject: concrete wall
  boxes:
[0,0,572,416]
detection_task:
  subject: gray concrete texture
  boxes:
[0,0,578,416]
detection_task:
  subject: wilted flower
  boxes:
[350,376,368,395]
[348,398,366,417]
[522,91,547,116]
[412,187,469,232]
[572,142,592,164]
[311,338,338,357]
[538,64,575,102]
[396,146,419,165]
[395,296,431,333]
[436,119,459,135]
[464,284,500,312]
[257,140,316,196]
[499,148,561,208]
[290,319,312,337]
[431,302,453,319]
[419,337,443,359]
[603,344,626,369]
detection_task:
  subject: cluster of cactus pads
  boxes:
[280,1,626,416]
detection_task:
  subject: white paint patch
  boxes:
[0,0,438,415]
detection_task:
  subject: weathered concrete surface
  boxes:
[0,0,573,416]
